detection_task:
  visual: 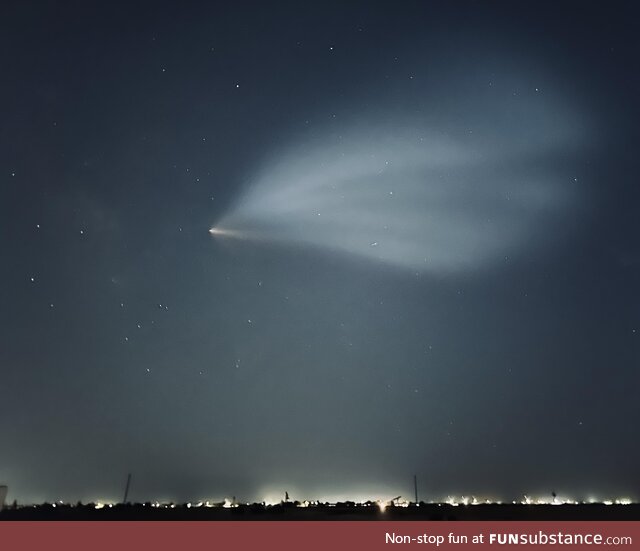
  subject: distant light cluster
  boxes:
[74,495,636,511]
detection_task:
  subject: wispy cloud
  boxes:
[215,78,588,273]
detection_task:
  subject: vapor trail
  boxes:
[213,93,586,272]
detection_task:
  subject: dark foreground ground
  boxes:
[2,503,639,521]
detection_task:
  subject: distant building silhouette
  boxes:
[0,486,7,512]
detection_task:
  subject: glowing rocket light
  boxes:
[209,226,248,240]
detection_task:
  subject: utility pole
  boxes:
[414,474,418,504]
[123,473,132,504]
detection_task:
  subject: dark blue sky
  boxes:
[1,1,638,504]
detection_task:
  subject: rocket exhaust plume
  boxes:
[209,227,248,240]
[210,70,589,273]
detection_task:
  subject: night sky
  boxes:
[1,1,639,505]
